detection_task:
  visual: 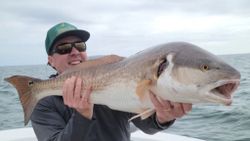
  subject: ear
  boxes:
[48,56,54,67]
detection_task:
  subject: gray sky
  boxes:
[1,0,250,66]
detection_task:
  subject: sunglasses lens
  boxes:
[52,42,87,55]
[74,42,86,52]
[56,44,72,54]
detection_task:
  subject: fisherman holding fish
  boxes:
[20,22,191,141]
[6,21,241,140]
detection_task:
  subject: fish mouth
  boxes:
[209,79,240,105]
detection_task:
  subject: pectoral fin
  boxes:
[136,79,152,102]
[129,109,155,121]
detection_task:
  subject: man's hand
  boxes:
[149,91,192,124]
[63,76,93,119]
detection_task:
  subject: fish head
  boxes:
[152,42,241,105]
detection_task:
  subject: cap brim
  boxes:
[51,29,90,49]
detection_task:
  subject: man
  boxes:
[31,22,192,141]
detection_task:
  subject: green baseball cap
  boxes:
[45,22,90,55]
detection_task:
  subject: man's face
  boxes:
[48,36,87,73]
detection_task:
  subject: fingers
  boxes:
[80,86,92,106]
[62,76,94,119]
[149,92,172,112]
[63,76,77,107]
[158,98,172,112]
[182,103,192,114]
[149,92,162,109]
[73,77,82,107]
[63,76,83,107]
[62,78,68,104]
[149,91,193,124]
[170,102,186,118]
[78,86,93,119]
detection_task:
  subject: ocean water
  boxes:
[0,54,250,141]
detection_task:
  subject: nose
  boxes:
[70,47,80,55]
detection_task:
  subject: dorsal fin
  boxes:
[62,55,125,75]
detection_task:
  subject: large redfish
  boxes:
[5,42,241,125]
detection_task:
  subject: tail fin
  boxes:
[4,75,41,125]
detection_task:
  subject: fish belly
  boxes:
[91,82,149,114]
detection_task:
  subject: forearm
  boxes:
[132,113,175,134]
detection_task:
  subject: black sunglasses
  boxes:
[51,42,87,55]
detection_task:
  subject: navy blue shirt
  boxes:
[31,95,175,141]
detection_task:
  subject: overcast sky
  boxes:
[1,0,250,66]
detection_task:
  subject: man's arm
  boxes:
[132,92,192,134]
[131,113,175,134]
[31,97,96,141]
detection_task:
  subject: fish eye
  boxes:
[201,65,209,71]
[28,81,34,86]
